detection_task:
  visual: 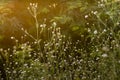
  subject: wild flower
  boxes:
[118,60,120,63]
[102,53,108,58]
[103,29,107,32]
[10,36,14,39]
[102,46,109,52]
[88,28,91,32]
[85,15,88,18]
[93,11,98,15]
[94,30,98,34]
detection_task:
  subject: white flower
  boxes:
[94,30,97,34]
[118,60,120,63]
[27,7,30,10]
[93,11,98,15]
[13,70,16,73]
[100,4,104,7]
[30,3,32,6]
[24,64,28,67]
[85,15,88,18]
[40,24,43,27]
[35,3,38,8]
[102,46,109,52]
[43,24,46,28]
[53,3,56,8]
[116,22,119,25]
[0,48,3,51]
[53,22,57,27]
[103,29,107,32]
[102,53,108,58]
[87,23,89,25]
[10,37,14,39]
[88,28,91,32]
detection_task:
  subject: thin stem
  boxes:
[34,15,39,42]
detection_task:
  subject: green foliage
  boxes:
[52,15,72,24]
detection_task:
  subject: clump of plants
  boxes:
[0,1,120,80]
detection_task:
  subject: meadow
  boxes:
[0,0,120,80]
